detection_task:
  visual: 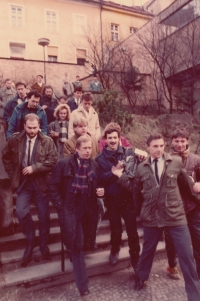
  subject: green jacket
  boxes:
[118,152,192,228]
[2,130,58,194]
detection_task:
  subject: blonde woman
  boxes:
[48,104,70,159]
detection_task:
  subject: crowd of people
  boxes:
[1,74,200,300]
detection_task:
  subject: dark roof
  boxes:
[102,1,154,17]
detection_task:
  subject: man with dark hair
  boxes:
[40,85,57,124]
[31,75,45,94]
[68,93,100,139]
[6,90,48,139]
[67,86,83,112]
[72,76,83,89]
[164,128,200,280]
[2,113,58,266]
[4,82,27,128]
[95,124,140,269]
[49,135,104,296]
[112,132,200,301]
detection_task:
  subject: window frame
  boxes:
[73,14,87,35]
[44,9,59,32]
[111,23,119,41]
[9,3,25,27]
[9,41,26,59]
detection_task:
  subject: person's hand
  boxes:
[51,131,59,137]
[22,166,33,175]
[138,155,146,162]
[42,105,48,110]
[116,160,124,170]
[193,182,200,193]
[96,188,104,197]
[112,166,123,178]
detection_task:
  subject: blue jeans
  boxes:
[16,179,50,248]
[165,208,200,278]
[137,226,200,301]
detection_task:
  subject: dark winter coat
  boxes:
[2,130,58,193]
[49,154,99,251]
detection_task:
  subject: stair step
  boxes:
[0,228,144,272]
[1,242,166,289]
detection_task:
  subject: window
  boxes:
[47,46,58,62]
[76,49,87,65]
[9,42,25,59]
[74,15,87,35]
[111,23,119,41]
[130,27,138,34]
[11,5,23,27]
[48,56,57,62]
[46,10,58,31]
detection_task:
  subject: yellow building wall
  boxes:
[0,0,151,64]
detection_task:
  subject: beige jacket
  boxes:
[68,105,101,139]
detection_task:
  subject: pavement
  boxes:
[1,254,188,301]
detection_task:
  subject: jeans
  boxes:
[106,197,140,266]
[164,228,177,268]
[71,219,89,294]
[165,208,200,278]
[16,179,50,248]
[137,226,200,301]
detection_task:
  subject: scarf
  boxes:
[70,152,96,194]
[59,121,67,142]
[171,146,190,160]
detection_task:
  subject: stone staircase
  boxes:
[0,201,166,291]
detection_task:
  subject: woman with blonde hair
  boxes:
[48,104,70,159]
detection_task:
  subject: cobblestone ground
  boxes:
[2,256,189,301]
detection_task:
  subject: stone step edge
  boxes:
[1,229,144,265]
[1,242,166,288]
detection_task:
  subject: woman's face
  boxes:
[59,109,68,121]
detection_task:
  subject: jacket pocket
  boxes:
[165,195,183,220]
[141,173,152,190]
[140,195,154,222]
[166,173,177,188]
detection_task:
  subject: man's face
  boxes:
[37,76,43,83]
[27,95,40,109]
[17,85,26,98]
[59,109,68,121]
[76,76,80,81]
[74,124,87,137]
[24,119,39,138]
[106,131,120,151]
[147,138,165,159]
[76,141,92,159]
[5,80,12,89]
[45,88,53,98]
[172,136,188,152]
[82,99,92,112]
[74,91,82,100]
[94,77,97,82]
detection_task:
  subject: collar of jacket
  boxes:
[102,145,124,159]
[143,152,172,166]
[16,129,45,142]
[77,104,97,115]
[170,146,190,159]
[62,153,96,177]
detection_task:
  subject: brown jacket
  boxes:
[63,133,99,159]
[31,82,45,94]
[118,152,192,228]
[2,130,58,194]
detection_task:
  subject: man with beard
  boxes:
[6,90,47,139]
[4,82,27,129]
[40,85,57,124]
[2,114,57,266]
[95,124,140,269]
